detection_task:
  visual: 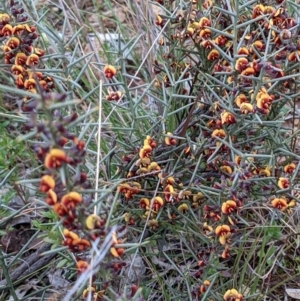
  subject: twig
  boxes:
[0,244,54,289]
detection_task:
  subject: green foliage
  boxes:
[0,134,25,179]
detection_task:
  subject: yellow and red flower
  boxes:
[221,245,230,259]
[24,78,36,90]
[211,129,226,138]
[12,24,31,35]
[207,49,219,61]
[234,156,241,165]
[110,246,124,257]
[288,51,300,62]
[144,135,157,148]
[240,67,255,76]
[271,198,288,211]
[264,6,275,14]
[45,189,57,206]
[220,165,233,175]
[76,260,89,273]
[235,57,249,72]
[252,4,265,19]
[61,192,82,210]
[164,184,175,202]
[2,24,13,36]
[26,53,39,66]
[86,214,103,230]
[152,196,164,211]
[199,17,211,28]
[0,13,10,25]
[82,287,95,298]
[199,28,211,39]
[240,102,254,114]
[44,148,70,169]
[259,167,271,177]
[178,203,188,213]
[215,224,231,245]
[221,200,237,214]
[10,65,25,75]
[198,280,210,294]
[223,288,243,301]
[53,203,68,216]
[214,35,228,47]
[63,229,90,251]
[252,40,264,51]
[200,40,213,49]
[148,162,161,172]
[278,177,289,189]
[256,88,273,112]
[15,52,27,65]
[185,27,194,37]
[140,198,150,209]
[103,65,117,78]
[110,235,124,258]
[106,91,122,101]
[39,175,55,192]
[5,37,20,49]
[165,176,175,185]
[117,182,141,200]
[221,111,235,125]
[165,132,177,146]
[139,145,152,159]
[234,94,248,107]
[155,14,164,26]
[202,0,213,8]
[284,163,296,173]
[237,47,249,56]
[203,222,213,234]
[34,48,45,56]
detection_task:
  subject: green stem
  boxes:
[0,248,19,301]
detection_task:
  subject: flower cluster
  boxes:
[154,1,299,117]
[119,134,205,228]
[1,1,54,111]
[223,288,243,301]
[150,0,298,242]
[35,101,122,297]
[30,85,131,300]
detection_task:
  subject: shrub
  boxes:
[0,0,300,300]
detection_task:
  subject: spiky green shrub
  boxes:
[1,0,300,300]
